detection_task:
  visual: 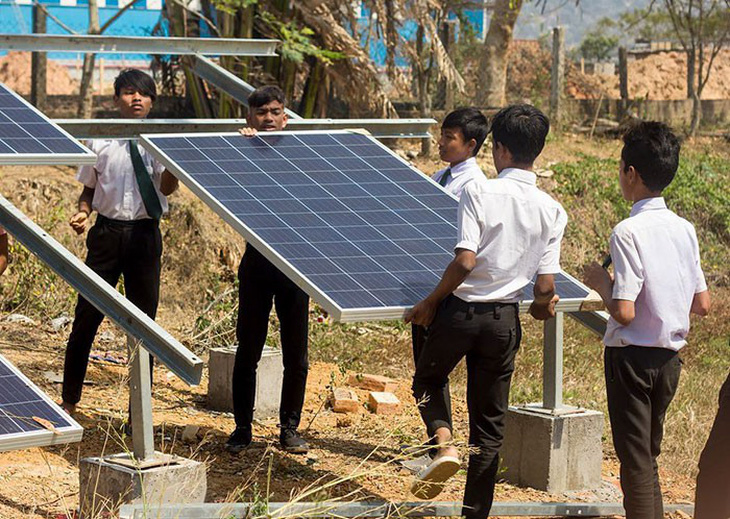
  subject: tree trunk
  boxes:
[416,24,432,156]
[77,0,100,118]
[477,0,523,107]
[687,46,696,99]
[299,58,324,117]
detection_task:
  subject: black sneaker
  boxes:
[226,427,252,454]
[280,428,309,454]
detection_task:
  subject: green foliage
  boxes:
[258,12,345,64]
[579,33,619,62]
[212,0,258,16]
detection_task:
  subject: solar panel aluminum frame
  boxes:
[141,130,453,322]
[519,270,599,314]
[0,83,96,166]
[141,131,599,322]
[0,354,83,452]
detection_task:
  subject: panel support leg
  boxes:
[542,312,564,410]
[128,335,154,461]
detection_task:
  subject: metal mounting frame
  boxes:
[54,118,437,140]
[0,195,203,386]
[0,34,279,56]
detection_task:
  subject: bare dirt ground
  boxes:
[0,136,710,518]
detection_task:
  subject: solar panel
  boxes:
[141,131,598,321]
[0,354,83,452]
[0,82,96,165]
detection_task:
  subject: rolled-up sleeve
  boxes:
[455,185,481,253]
[611,228,644,301]
[537,206,567,275]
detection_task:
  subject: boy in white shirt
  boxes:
[584,121,710,519]
[411,108,489,441]
[62,69,179,415]
[406,104,567,518]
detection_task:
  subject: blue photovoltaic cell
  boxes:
[149,132,455,311]
[147,132,590,315]
[0,356,74,436]
[0,82,90,158]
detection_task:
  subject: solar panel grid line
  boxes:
[141,131,456,320]
[0,82,96,165]
[0,354,83,452]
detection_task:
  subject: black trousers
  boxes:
[604,346,681,519]
[695,369,730,519]
[412,295,520,519]
[233,247,309,430]
[63,216,161,405]
[411,323,451,445]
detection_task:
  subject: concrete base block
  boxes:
[78,452,206,517]
[501,405,603,493]
[207,345,283,419]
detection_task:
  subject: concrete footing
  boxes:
[501,405,603,493]
[78,452,206,517]
[206,345,283,418]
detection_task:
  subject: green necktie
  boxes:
[438,167,452,187]
[129,140,163,220]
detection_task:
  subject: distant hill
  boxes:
[515,0,652,47]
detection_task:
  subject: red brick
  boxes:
[368,391,401,415]
[347,373,398,392]
[331,388,359,414]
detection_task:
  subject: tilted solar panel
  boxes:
[0,82,96,165]
[141,131,597,321]
[0,354,83,452]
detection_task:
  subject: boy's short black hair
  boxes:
[114,69,157,100]
[489,104,550,164]
[441,107,489,156]
[621,121,680,192]
[248,85,286,109]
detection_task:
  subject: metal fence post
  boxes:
[128,335,155,461]
[542,312,564,410]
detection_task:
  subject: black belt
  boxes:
[97,214,158,227]
[448,294,518,318]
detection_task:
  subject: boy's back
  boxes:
[605,199,706,350]
[455,170,566,303]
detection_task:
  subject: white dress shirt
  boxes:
[76,140,168,221]
[453,168,568,303]
[432,157,484,199]
[604,197,707,351]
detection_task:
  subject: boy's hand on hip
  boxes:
[529,294,559,320]
[405,298,438,327]
[69,212,89,235]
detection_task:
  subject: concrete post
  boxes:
[550,27,565,128]
[31,4,47,111]
[128,335,154,461]
[543,312,564,410]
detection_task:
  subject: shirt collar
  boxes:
[447,156,478,178]
[497,167,537,185]
[630,197,667,217]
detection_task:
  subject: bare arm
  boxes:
[584,262,635,326]
[0,233,8,276]
[69,186,95,235]
[404,249,476,326]
[529,274,560,320]
[691,290,711,316]
[160,169,179,196]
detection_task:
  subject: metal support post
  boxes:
[128,335,155,461]
[542,312,564,410]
